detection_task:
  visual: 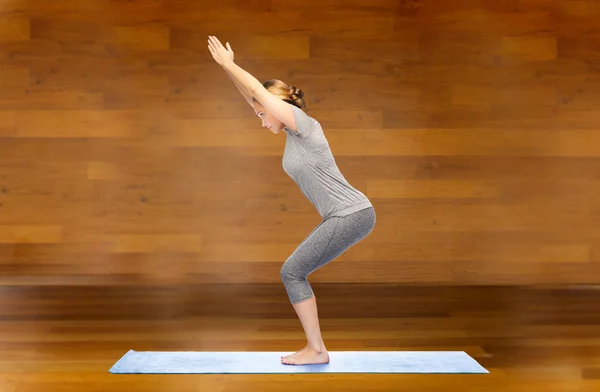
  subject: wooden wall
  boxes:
[1,0,599,286]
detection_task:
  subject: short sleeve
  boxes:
[290,105,316,138]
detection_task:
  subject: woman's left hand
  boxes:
[208,36,234,66]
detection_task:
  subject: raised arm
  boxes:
[223,59,297,132]
[208,36,259,108]
[224,67,254,108]
[207,35,298,131]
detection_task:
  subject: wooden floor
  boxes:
[1,284,599,391]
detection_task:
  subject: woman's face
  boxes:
[253,101,285,134]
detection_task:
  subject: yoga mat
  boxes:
[109,350,489,374]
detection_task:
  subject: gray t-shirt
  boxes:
[282,105,373,219]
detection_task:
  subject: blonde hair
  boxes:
[261,79,306,109]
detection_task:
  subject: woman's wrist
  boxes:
[221,58,234,70]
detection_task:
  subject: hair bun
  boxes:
[290,86,304,99]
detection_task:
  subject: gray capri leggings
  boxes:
[280,206,376,304]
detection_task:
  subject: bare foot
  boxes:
[281,346,307,360]
[281,347,330,365]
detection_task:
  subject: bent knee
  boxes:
[280,260,293,279]
[280,258,303,280]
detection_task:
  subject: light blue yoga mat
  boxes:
[109,350,489,374]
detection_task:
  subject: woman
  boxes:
[208,36,376,365]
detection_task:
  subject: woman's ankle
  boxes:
[308,342,327,352]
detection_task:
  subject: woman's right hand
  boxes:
[208,36,234,67]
